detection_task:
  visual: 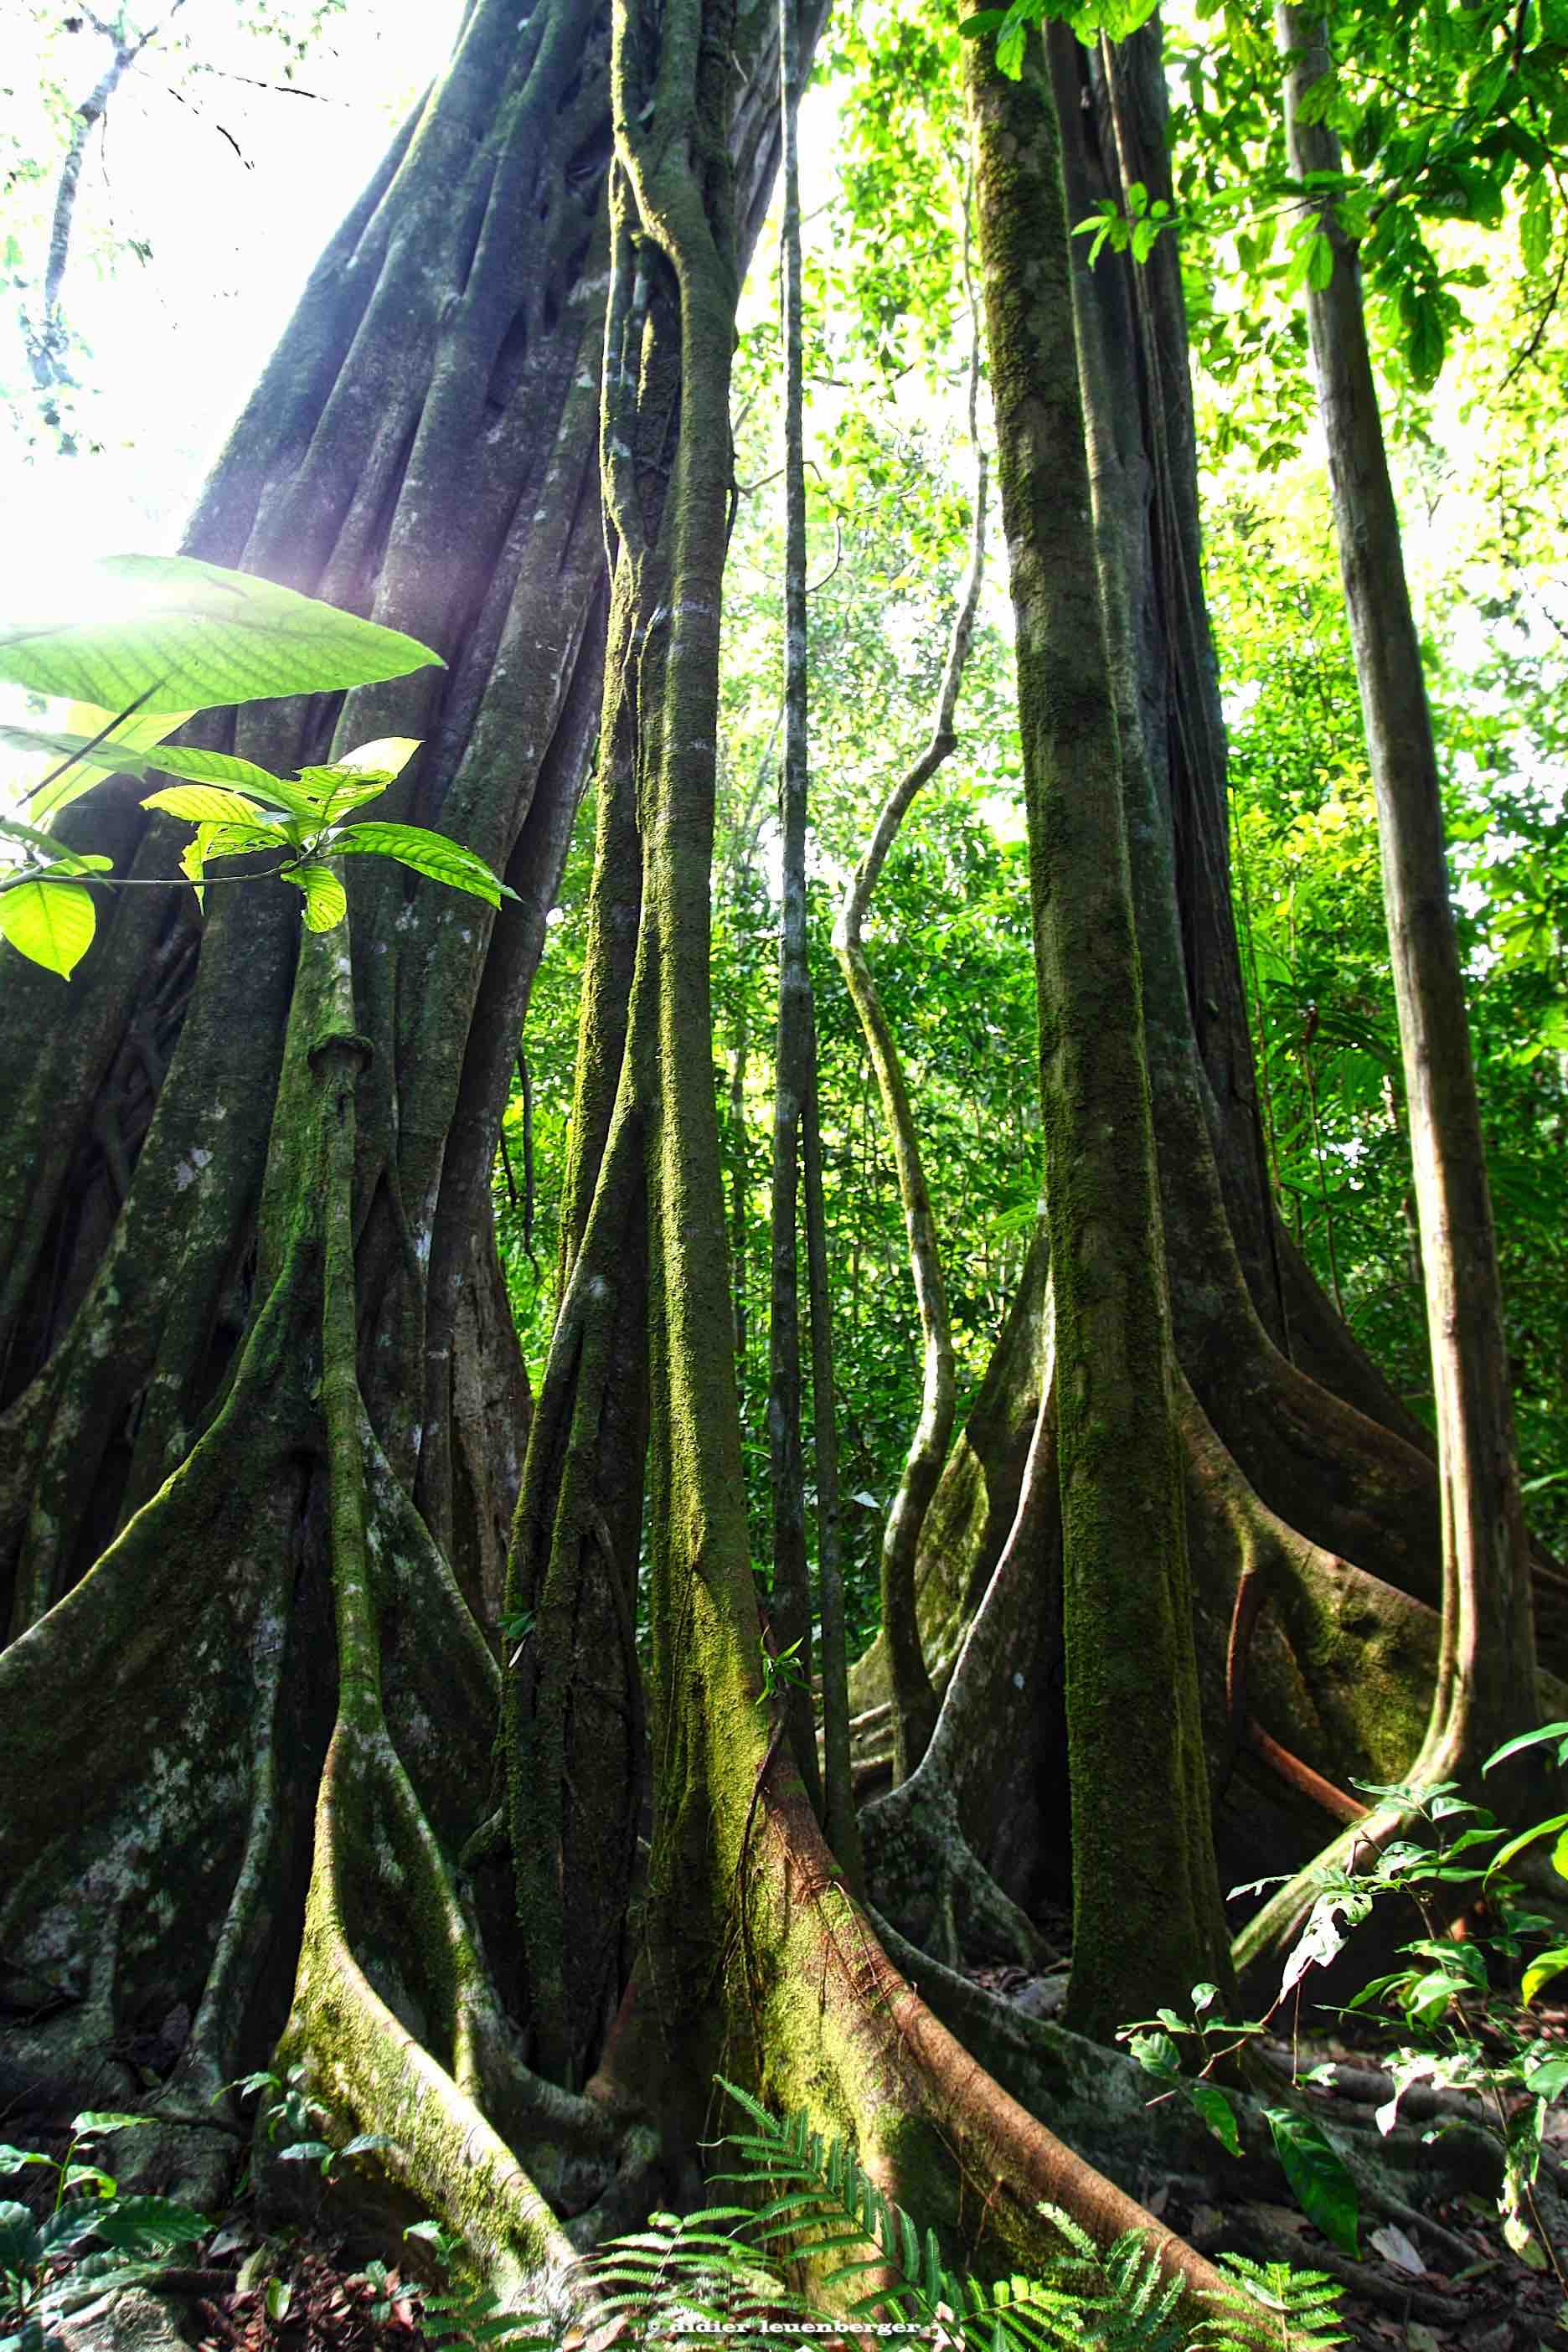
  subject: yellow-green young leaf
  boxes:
[141,785,272,826]
[284,861,348,932]
[0,877,97,977]
[315,774,393,823]
[1523,1946,1568,2005]
[199,823,291,862]
[23,703,194,822]
[0,555,443,714]
[335,737,421,779]
[143,745,291,797]
[334,822,508,905]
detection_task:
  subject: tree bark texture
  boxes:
[967,22,1233,2043]
[1276,4,1538,1767]
[0,0,826,2214]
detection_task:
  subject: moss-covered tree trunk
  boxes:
[0,0,818,2211]
[1228,6,1544,1977]
[851,13,1565,2027]
[967,18,1233,2044]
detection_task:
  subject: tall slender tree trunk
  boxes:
[766,0,823,1812]
[1275,4,1537,1771]
[967,20,1232,2042]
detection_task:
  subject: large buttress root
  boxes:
[273,953,608,2300]
[860,1353,1065,1971]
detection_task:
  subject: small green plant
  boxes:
[403,2220,554,2352]
[400,2077,1346,2352]
[0,554,512,977]
[1122,1720,1568,2282]
[500,1607,538,1667]
[224,2063,396,2184]
[757,1634,807,1707]
[0,2112,209,2352]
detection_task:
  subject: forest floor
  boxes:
[967,1957,1568,2351]
[18,1974,1568,2352]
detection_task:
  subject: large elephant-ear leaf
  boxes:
[0,876,97,977]
[0,554,443,714]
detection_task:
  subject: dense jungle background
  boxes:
[3,0,1568,2345]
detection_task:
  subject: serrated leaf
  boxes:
[282,862,348,932]
[0,555,443,713]
[0,878,96,977]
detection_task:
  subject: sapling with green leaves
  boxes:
[0,2112,208,2352]
[1124,1723,1568,2278]
[0,554,512,978]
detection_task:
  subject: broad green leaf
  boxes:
[1127,2030,1181,2081]
[0,878,96,977]
[335,736,420,780]
[283,861,348,932]
[0,2198,44,2272]
[141,785,271,826]
[1523,1944,1568,2004]
[193,823,293,863]
[1485,1721,1568,1772]
[1521,178,1550,272]
[72,2112,157,2135]
[321,776,391,821]
[1263,2107,1359,2255]
[1186,2079,1242,2158]
[0,555,442,714]
[334,822,510,906]
[1487,1811,1568,1881]
[61,2163,116,2197]
[143,744,294,798]
[95,2195,209,2251]
[1524,2055,1568,2102]
[29,703,194,820]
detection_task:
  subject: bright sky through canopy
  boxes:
[2,0,462,615]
